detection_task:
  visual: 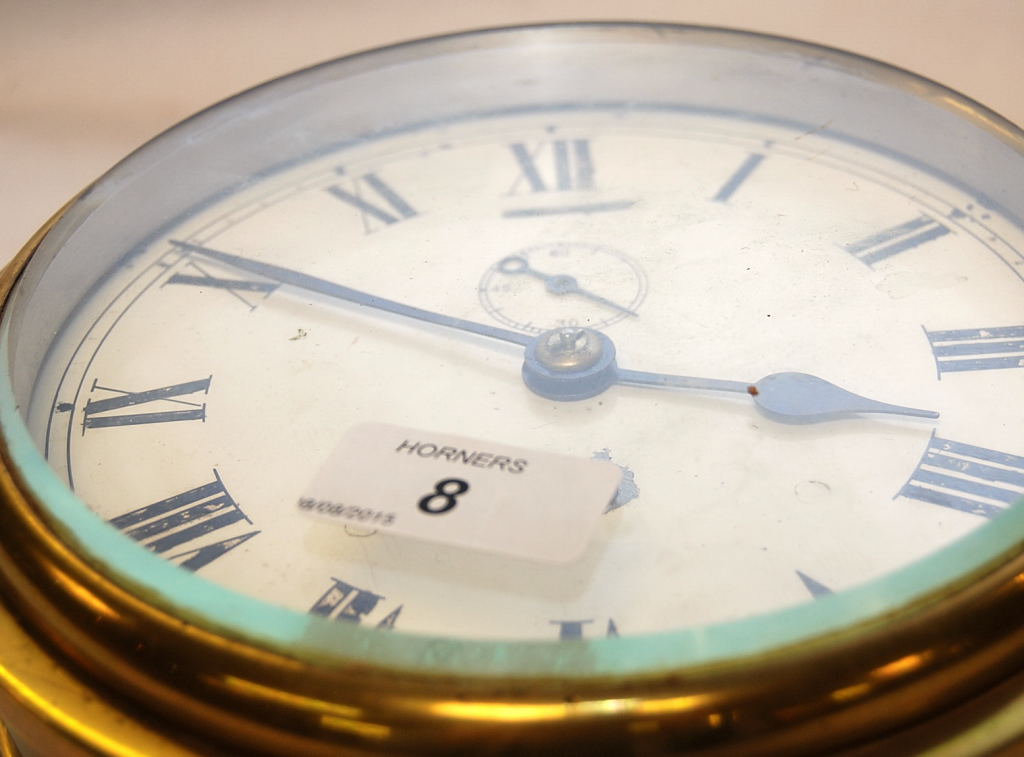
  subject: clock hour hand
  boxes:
[616,368,939,423]
[498,256,638,316]
[170,241,532,347]
[521,328,938,422]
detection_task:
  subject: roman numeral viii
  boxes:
[898,435,1024,517]
[109,472,259,571]
[83,376,211,430]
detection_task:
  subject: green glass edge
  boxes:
[2,321,1022,678]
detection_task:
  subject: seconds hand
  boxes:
[497,255,639,317]
[172,241,939,423]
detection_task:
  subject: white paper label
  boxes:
[298,423,622,562]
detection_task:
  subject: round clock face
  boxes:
[3,26,1023,653]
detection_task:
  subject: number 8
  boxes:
[418,478,469,515]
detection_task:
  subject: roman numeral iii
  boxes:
[925,325,1024,374]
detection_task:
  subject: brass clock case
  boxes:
[0,24,1022,755]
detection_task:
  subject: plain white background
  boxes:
[2,0,1023,264]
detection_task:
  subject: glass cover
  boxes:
[2,24,1022,676]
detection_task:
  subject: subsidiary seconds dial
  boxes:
[478,241,648,332]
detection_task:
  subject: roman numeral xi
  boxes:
[326,171,417,232]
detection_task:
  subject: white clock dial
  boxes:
[26,107,1023,640]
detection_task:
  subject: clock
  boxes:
[0,23,1022,756]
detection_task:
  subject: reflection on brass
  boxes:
[0,722,22,757]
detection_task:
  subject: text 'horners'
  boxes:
[395,439,528,474]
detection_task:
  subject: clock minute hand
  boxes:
[171,241,532,347]
[615,368,939,422]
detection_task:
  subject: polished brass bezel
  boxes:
[1,24,1023,756]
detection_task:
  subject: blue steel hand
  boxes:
[616,368,938,422]
[498,256,638,317]
[175,244,936,423]
[172,241,532,347]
